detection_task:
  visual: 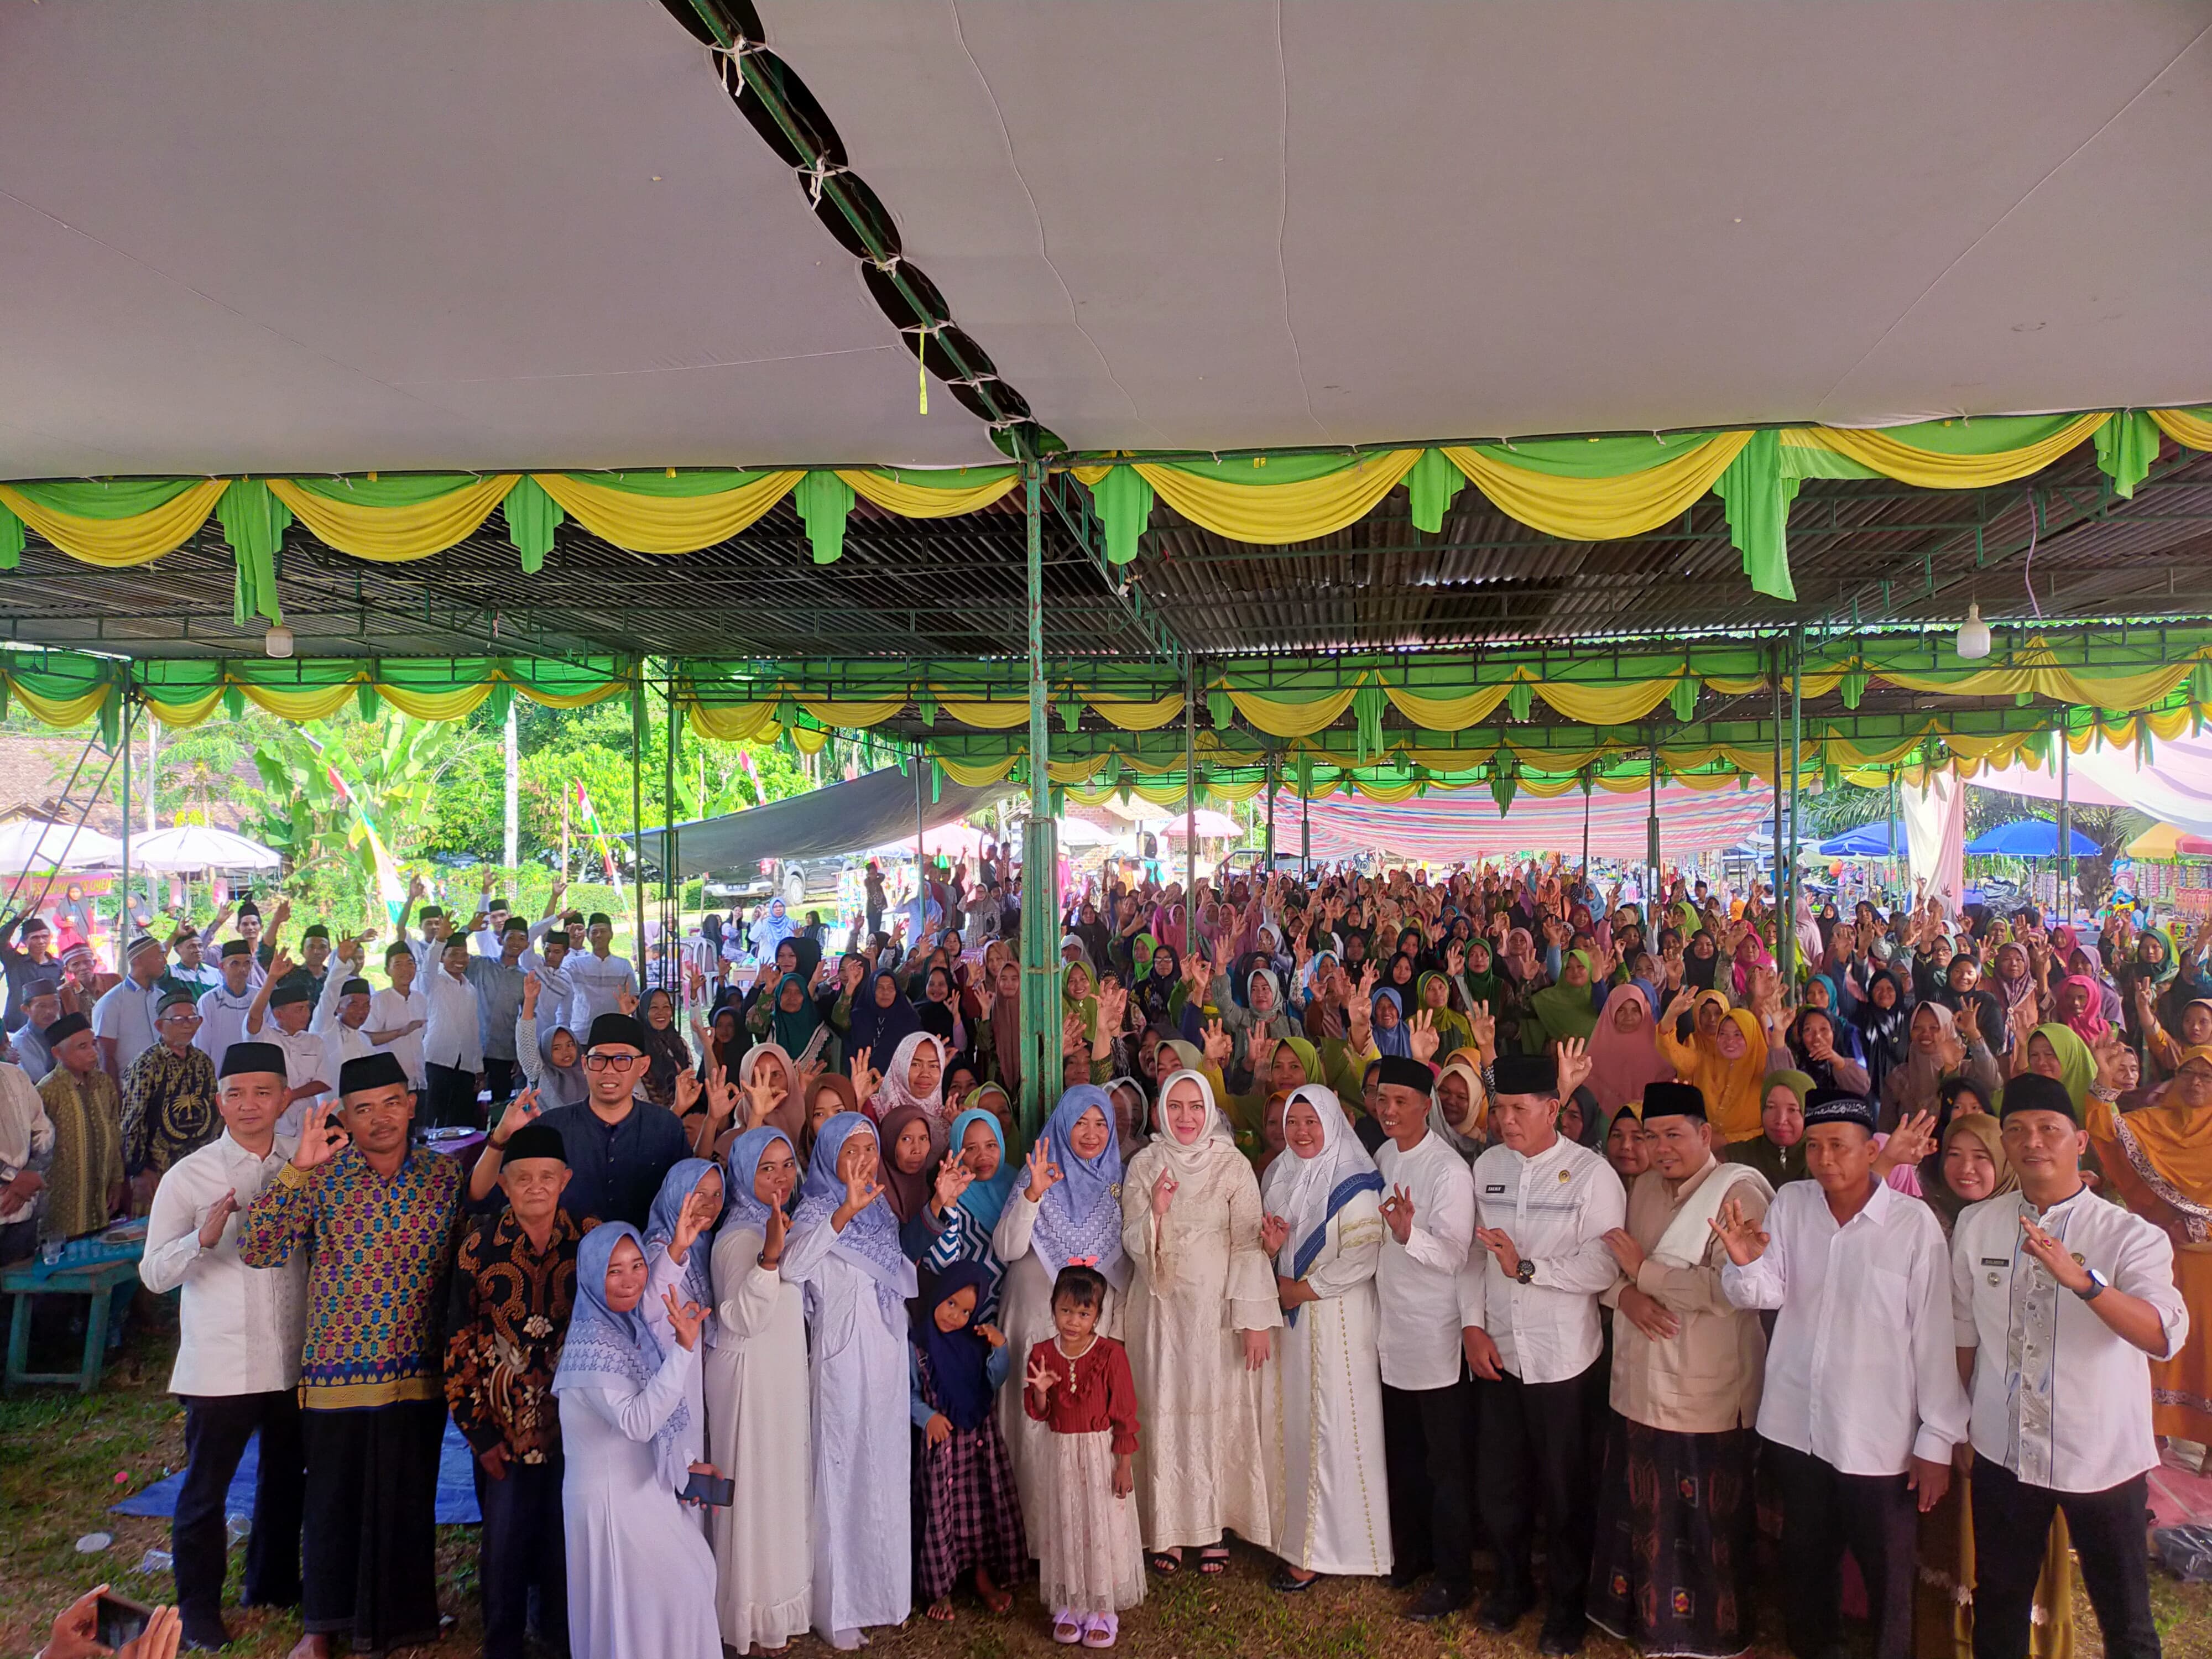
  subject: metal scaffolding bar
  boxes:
[1019,460,1059,1138]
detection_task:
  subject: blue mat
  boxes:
[112,1419,482,1525]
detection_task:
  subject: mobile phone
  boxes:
[679,1468,735,1507]
[97,1593,153,1648]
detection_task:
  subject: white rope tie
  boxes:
[801,154,848,206]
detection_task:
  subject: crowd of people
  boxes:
[10,851,2211,1659]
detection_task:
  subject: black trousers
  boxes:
[1382,1377,1477,1592]
[474,1453,567,1659]
[481,1057,517,1107]
[1476,1361,1599,1623]
[1973,1459,2160,1659]
[425,1062,481,1129]
[301,1398,447,1652]
[1766,1438,1916,1659]
[174,1391,304,1629]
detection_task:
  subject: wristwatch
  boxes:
[1515,1259,1536,1286]
[2075,1266,2110,1302]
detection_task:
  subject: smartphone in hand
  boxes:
[97,1592,153,1648]
[679,1469,735,1507]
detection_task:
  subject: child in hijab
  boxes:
[910,1262,1026,1624]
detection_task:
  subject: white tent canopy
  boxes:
[131,824,283,874]
[0,817,122,873]
[2,1,2208,478]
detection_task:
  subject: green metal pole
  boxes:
[1785,627,1804,987]
[2058,715,2072,922]
[630,666,646,969]
[1184,661,1197,893]
[664,669,679,990]
[1018,460,1058,1140]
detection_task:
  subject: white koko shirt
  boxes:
[1463,1134,1626,1384]
[1952,1183,2189,1493]
[1723,1176,1969,1475]
[1373,1130,1477,1391]
[138,1130,307,1397]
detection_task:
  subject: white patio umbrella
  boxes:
[132,824,283,874]
[1055,816,1119,848]
[0,817,122,874]
[1161,809,1244,841]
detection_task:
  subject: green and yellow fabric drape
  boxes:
[2,408,2208,616]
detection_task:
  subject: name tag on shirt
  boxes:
[1485,1184,1507,1194]
[1980,1258,2010,1268]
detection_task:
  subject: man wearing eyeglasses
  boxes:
[464,1011,685,1229]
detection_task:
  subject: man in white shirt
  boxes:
[1715,1087,1967,1659]
[1953,1072,2187,1659]
[365,942,430,1094]
[1369,1052,1480,1623]
[92,932,169,1083]
[563,912,637,1032]
[421,937,486,1129]
[242,952,334,1143]
[137,1040,308,1652]
[192,940,260,1076]
[0,1056,53,1264]
[1461,1045,1624,1656]
[168,926,222,997]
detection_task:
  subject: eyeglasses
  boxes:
[584,1051,645,1071]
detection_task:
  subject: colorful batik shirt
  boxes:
[444,1206,586,1462]
[238,1144,462,1408]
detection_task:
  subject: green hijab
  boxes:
[769,972,823,1054]
[1529,950,1603,1047]
[2010,1021,2096,1113]
[1061,962,1099,1041]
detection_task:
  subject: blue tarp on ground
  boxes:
[112,1421,482,1526]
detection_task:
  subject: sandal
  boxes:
[1271,1565,1319,1593]
[1149,1551,1182,1575]
[1082,1613,1119,1648]
[1199,1547,1230,1575]
[1053,1610,1086,1645]
[926,1600,955,1624]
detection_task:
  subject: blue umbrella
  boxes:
[1817,822,1902,857]
[1964,818,2100,857]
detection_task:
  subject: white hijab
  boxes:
[1260,1084,1378,1277]
[1150,1066,1236,1176]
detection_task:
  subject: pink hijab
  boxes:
[1586,983,1674,1119]
[2060,974,2110,1044]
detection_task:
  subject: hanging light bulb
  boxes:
[1955,601,1991,661]
[263,623,294,659]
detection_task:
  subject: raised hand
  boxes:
[759,1198,788,1265]
[290,1102,351,1171]
[1025,1355,1060,1397]
[662,1287,707,1350]
[265,945,295,983]
[1407,1007,1440,1064]
[1880,1109,1939,1173]
[743,1068,786,1129]
[1379,1183,1416,1244]
[1150,1168,1178,1219]
[932,1156,974,1213]
[1024,1136,1063,1202]
[1554,1035,1593,1099]
[673,1068,704,1116]
[196,1188,239,1249]
[671,1182,718,1261]
[975,1321,1006,1349]
[1468,999,1496,1055]
[617,989,640,1018]
[520,974,541,1017]
[1202,1016,1233,1069]
[850,1045,881,1102]
[1707,1197,1768,1265]
[2020,1213,2094,1292]
[1259,1213,1291,1256]
[1249,1030,1279,1078]
[2090,1027,2131,1095]
[841,1162,884,1218]
[493,1087,544,1145]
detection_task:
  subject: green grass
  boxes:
[6,1301,2209,1657]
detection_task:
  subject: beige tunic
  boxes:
[1604,1156,1772,1434]
[1120,1137,1282,1552]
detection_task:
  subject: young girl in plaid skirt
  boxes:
[910,1260,1027,1623]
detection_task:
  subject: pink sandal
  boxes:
[1052,1609,1085,1645]
[1082,1613,1119,1648]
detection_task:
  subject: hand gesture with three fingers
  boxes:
[1379,1183,1416,1244]
[290,1103,350,1171]
[1259,1213,1291,1256]
[662,1288,707,1350]
[1407,1008,1439,1065]
[1024,1136,1063,1202]
[1707,1196,1768,1265]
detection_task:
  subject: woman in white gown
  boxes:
[706,1126,811,1654]
[782,1111,916,1650]
[1260,1084,1393,1589]
[1120,1067,1282,1573]
[992,1082,1130,1536]
[641,1157,726,1497]
[554,1223,721,1659]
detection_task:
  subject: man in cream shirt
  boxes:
[138,1040,309,1652]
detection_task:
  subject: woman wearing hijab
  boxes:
[554,1224,721,1659]
[752,899,801,962]
[839,971,921,1067]
[1726,1070,1813,1188]
[1584,984,1672,1124]
[1427,1055,1488,1162]
[750,973,827,1068]
[735,1043,807,1146]
[1222,963,1297,1074]
[907,1105,1016,1322]
[637,988,695,1110]
[642,1160,727,1498]
[1135,943,1182,1030]
[1527,950,1603,1053]
[869,1030,953,1140]
[1784,1005,1871,1097]
[1849,967,1914,1097]
[1412,971,1472,1056]
[1683,931,1721,992]
[519,1010,591,1109]
[1656,990,1770,1143]
[1120,1067,1280,1574]
[707,1127,810,1656]
[1261,1084,1391,1590]
[2010,1020,2098,1117]
[1370,986,1413,1059]
[973,956,1025,1098]
[783,1114,918,1650]
[909,1260,1026,1623]
[1063,960,1102,1048]
[1878,1000,2001,1134]
[994,1083,1131,1536]
[1905,1112,2078,1659]
[875,1103,941,1249]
